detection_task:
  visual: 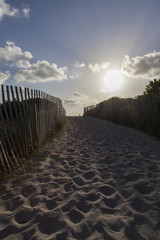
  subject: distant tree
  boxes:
[144,79,160,96]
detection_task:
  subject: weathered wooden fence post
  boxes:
[0,84,66,174]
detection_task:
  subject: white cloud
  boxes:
[99,89,106,94]
[89,61,110,73]
[63,91,107,116]
[68,62,85,79]
[22,4,30,18]
[0,1,31,21]
[121,51,160,79]
[0,70,10,84]
[63,96,79,106]
[69,72,81,79]
[14,60,68,83]
[64,91,89,116]
[0,41,33,68]
[74,61,85,68]
[0,0,19,21]
[64,91,88,106]
[22,7,30,18]
[0,41,67,83]
[72,91,86,98]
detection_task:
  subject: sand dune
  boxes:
[0,117,160,239]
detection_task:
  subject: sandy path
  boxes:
[0,117,160,240]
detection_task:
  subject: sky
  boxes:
[0,0,160,115]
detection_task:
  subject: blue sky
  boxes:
[0,0,160,115]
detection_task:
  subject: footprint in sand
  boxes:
[55,232,68,240]
[98,185,115,196]
[153,200,160,210]
[125,172,141,182]
[76,200,92,213]
[67,148,75,153]
[86,192,99,202]
[0,225,20,239]
[83,170,95,180]
[22,228,36,240]
[68,160,77,166]
[147,172,158,179]
[38,212,65,235]
[79,150,86,154]
[46,198,58,210]
[134,180,153,194]
[84,153,91,158]
[131,196,150,213]
[100,207,116,215]
[78,165,89,171]
[36,176,52,183]
[30,196,40,207]
[72,223,91,239]
[139,224,158,240]
[64,182,76,192]
[68,209,84,224]
[148,164,159,173]
[5,196,24,212]
[14,207,34,224]
[73,176,85,186]
[21,183,37,197]
[121,188,134,199]
[62,200,76,212]
[125,221,150,240]
[104,197,119,208]
[107,216,124,232]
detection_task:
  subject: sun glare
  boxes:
[104,70,124,92]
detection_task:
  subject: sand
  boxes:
[0,116,160,240]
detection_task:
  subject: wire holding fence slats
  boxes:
[0,85,66,174]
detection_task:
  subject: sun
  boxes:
[104,70,124,92]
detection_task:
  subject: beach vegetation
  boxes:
[144,79,160,96]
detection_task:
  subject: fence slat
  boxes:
[27,88,38,149]
[84,94,160,137]
[0,84,66,173]
[22,87,33,152]
[10,86,28,159]
[0,140,10,172]
[6,85,24,160]
[0,105,16,170]
[1,85,20,166]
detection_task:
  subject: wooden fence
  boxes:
[0,85,66,174]
[84,95,160,137]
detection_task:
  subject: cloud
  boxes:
[68,61,85,79]
[0,1,31,21]
[89,61,110,73]
[99,89,106,94]
[22,6,30,18]
[74,61,85,68]
[64,91,102,116]
[63,96,79,106]
[14,60,68,83]
[0,41,33,68]
[64,91,89,115]
[0,70,10,84]
[69,72,81,79]
[64,91,88,106]
[121,51,160,79]
[72,91,86,98]
[0,41,67,83]
[0,0,19,21]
